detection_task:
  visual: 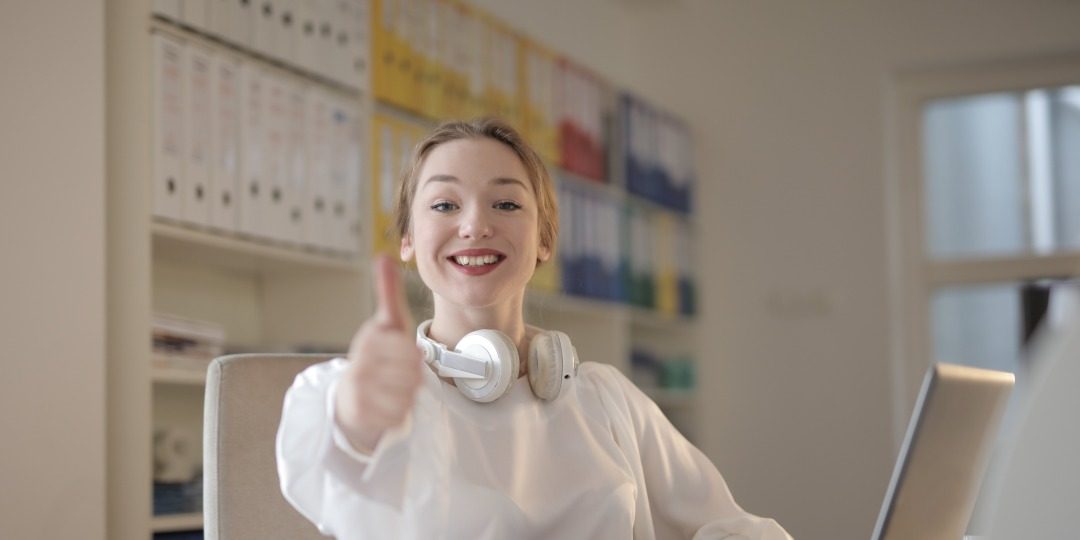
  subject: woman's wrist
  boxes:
[337,424,381,457]
[333,387,383,456]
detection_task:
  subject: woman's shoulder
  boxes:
[293,356,349,386]
[577,360,625,381]
[528,327,629,381]
[574,361,640,402]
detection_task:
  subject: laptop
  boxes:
[871,363,1014,540]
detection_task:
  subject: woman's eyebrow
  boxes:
[422,174,459,187]
[490,177,528,190]
[421,175,527,190]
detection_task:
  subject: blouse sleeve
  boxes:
[588,363,792,540]
[274,358,414,536]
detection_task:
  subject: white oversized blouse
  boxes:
[276,357,792,539]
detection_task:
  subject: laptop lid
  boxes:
[871,363,1014,540]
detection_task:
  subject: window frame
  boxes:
[888,54,1080,444]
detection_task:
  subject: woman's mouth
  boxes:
[452,254,501,266]
[447,253,506,276]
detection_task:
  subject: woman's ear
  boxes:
[400,233,414,262]
[537,242,551,263]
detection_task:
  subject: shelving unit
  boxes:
[106,2,699,538]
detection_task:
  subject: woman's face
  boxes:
[401,138,550,308]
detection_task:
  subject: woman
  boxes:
[276,118,791,539]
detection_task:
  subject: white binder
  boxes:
[277,0,301,68]
[326,97,350,252]
[603,197,619,299]
[253,0,278,60]
[208,0,232,39]
[677,121,694,212]
[328,97,362,254]
[263,70,291,242]
[153,33,186,222]
[303,87,332,249]
[630,206,647,303]
[296,0,320,75]
[210,53,241,233]
[315,0,338,82]
[180,0,210,33]
[342,102,365,255]
[305,0,327,79]
[331,0,355,88]
[585,192,599,294]
[235,0,256,49]
[283,79,308,245]
[350,0,371,93]
[657,113,675,204]
[184,44,214,228]
[153,0,182,22]
[238,62,266,238]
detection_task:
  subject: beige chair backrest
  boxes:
[203,353,335,540]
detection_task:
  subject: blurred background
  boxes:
[4,1,1080,539]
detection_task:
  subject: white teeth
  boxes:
[454,255,499,266]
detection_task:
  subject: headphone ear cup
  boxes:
[529,331,575,401]
[455,330,518,403]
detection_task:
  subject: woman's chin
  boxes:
[423,264,531,311]
[433,284,518,311]
[450,290,503,309]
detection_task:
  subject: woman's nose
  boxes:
[458,209,493,239]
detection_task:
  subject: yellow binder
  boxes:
[371,113,400,255]
[371,0,395,104]
[653,212,678,315]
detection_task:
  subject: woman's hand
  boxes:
[334,254,423,455]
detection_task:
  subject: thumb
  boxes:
[373,254,413,331]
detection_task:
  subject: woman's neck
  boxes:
[428,293,525,346]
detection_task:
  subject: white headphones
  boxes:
[416,319,579,403]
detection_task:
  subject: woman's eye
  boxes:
[494,201,522,211]
[430,201,458,212]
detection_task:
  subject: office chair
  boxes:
[203,353,334,540]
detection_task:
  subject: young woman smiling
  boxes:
[275,118,791,539]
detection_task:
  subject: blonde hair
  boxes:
[394,118,559,263]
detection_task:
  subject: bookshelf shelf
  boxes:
[152,366,208,386]
[152,221,362,275]
[151,512,204,533]
[628,305,695,331]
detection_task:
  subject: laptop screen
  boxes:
[871,363,1013,540]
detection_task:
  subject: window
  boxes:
[924,87,1080,260]
[890,61,1080,408]
[922,86,1080,373]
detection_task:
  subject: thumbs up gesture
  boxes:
[335,254,424,455]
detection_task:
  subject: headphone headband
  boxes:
[415,319,576,403]
[416,320,487,380]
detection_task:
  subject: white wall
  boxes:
[475,1,1080,538]
[0,2,106,539]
